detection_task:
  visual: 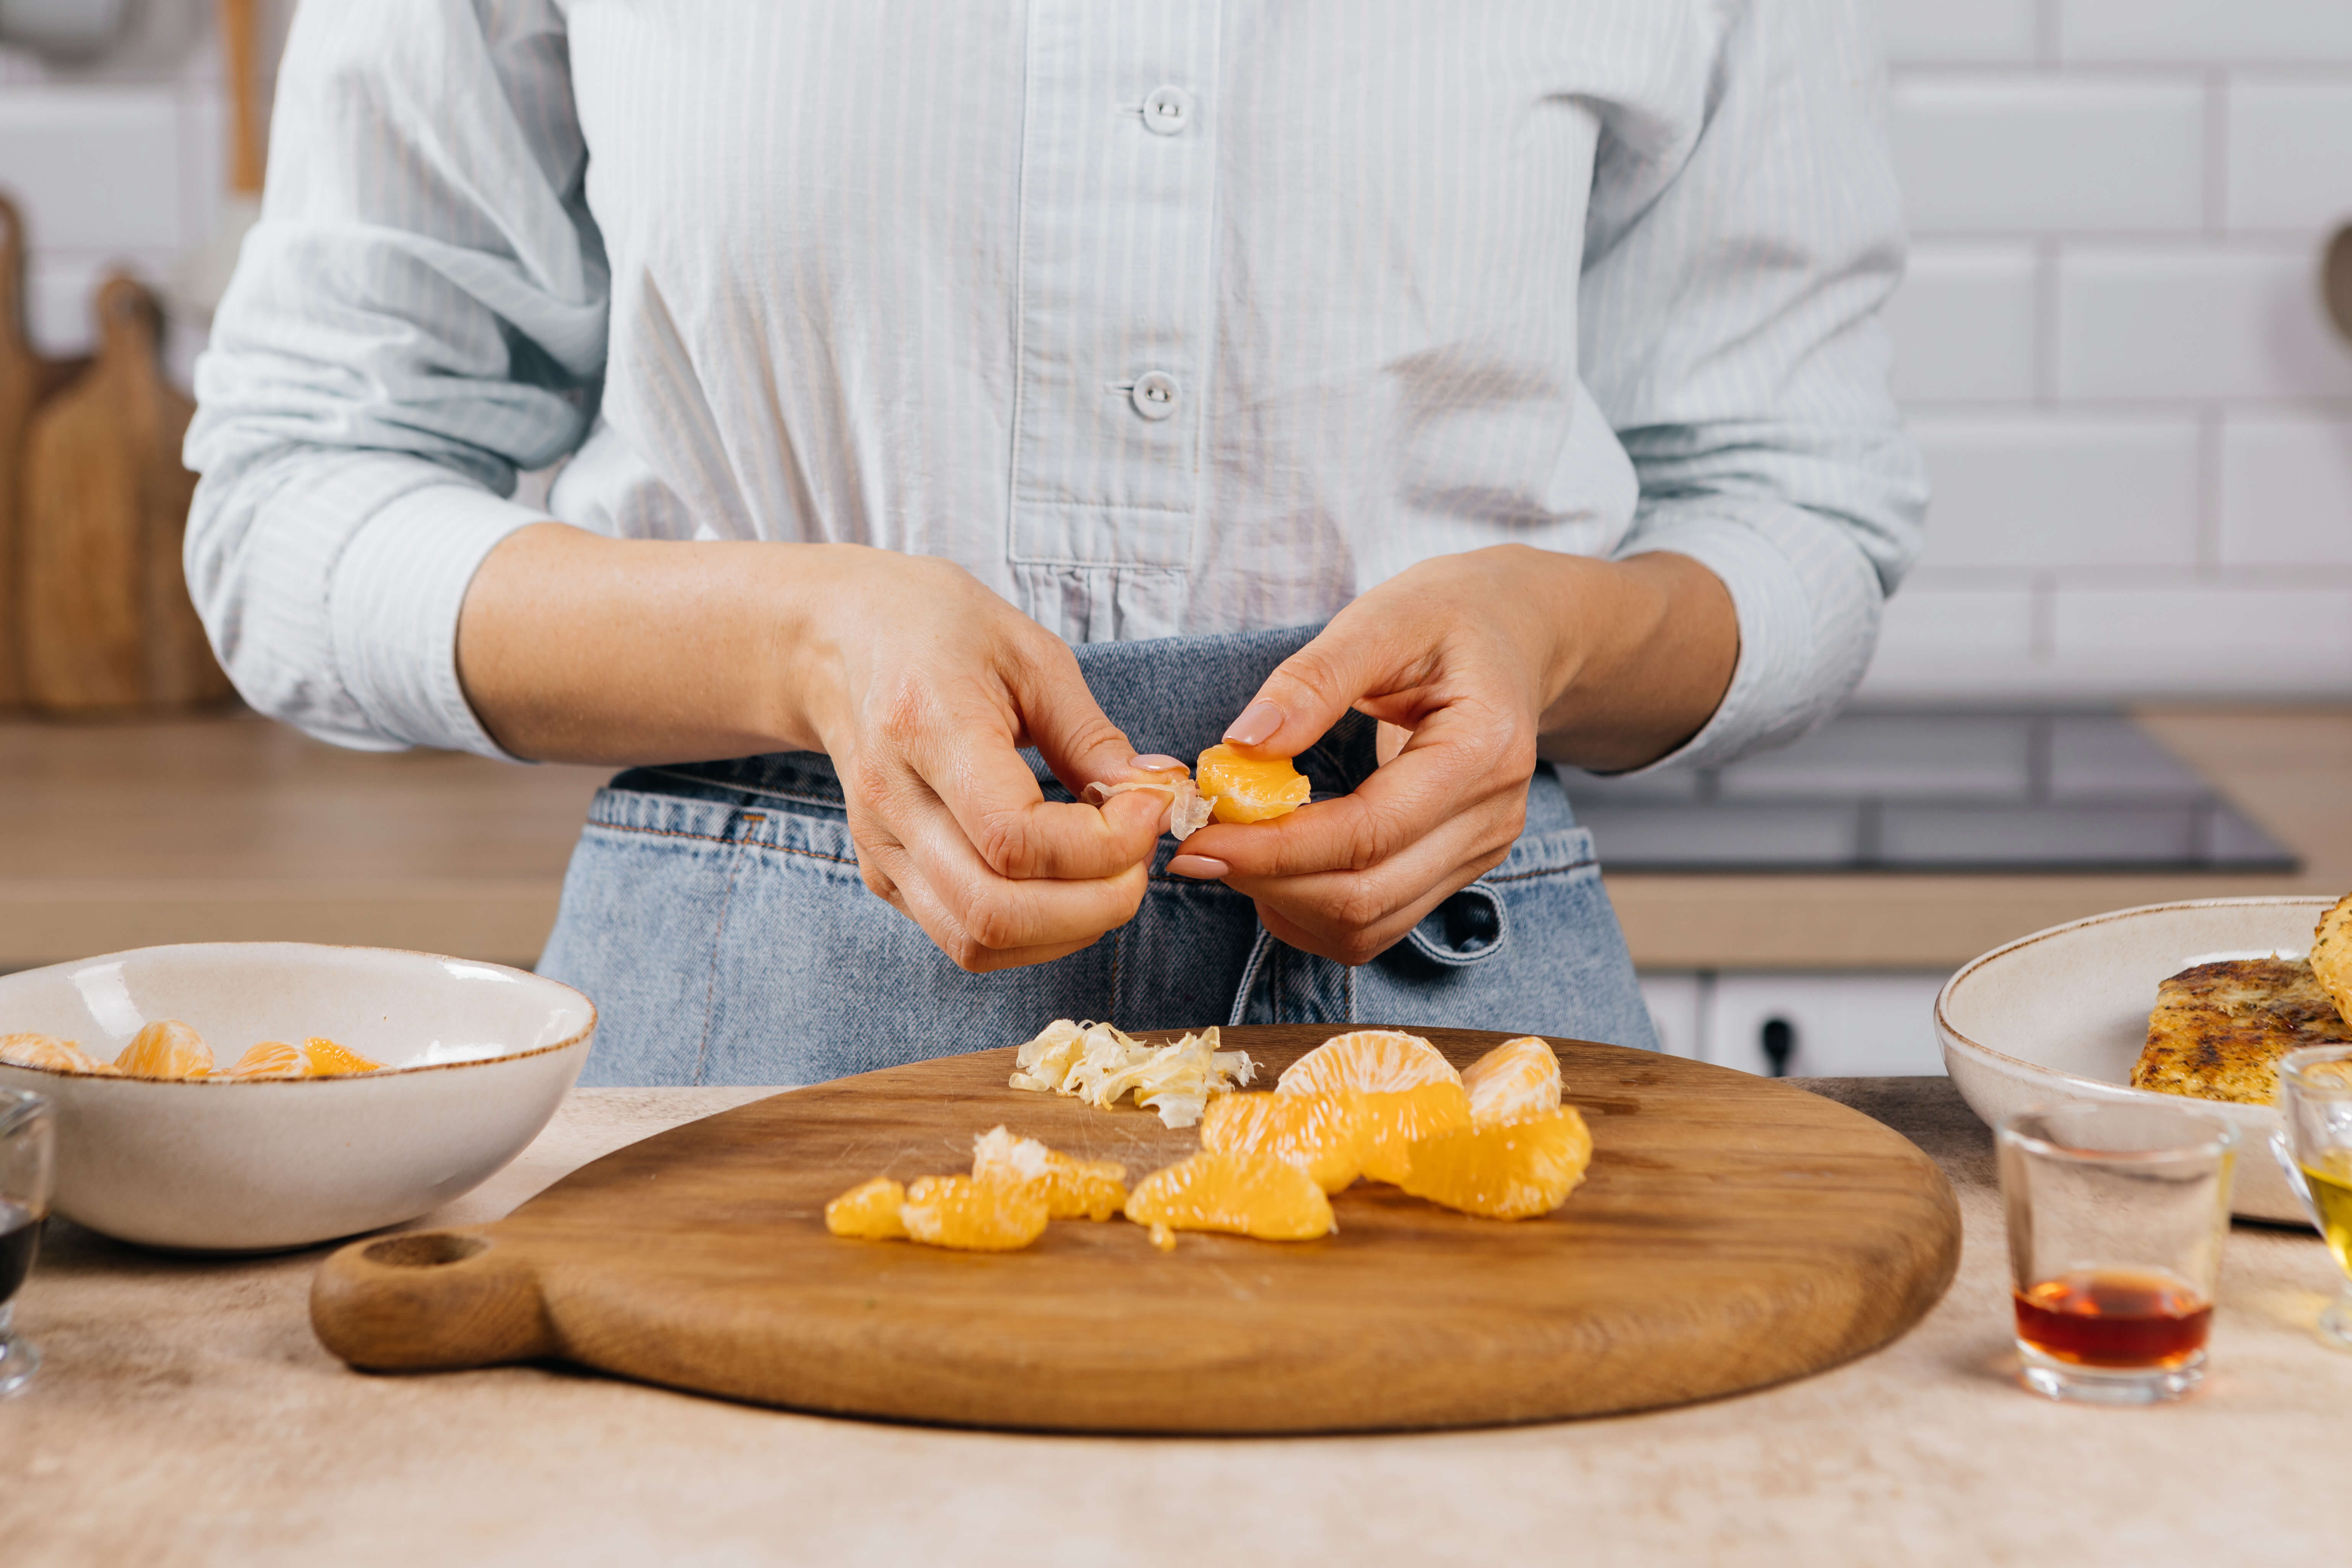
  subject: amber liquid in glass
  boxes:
[2013,1268,2211,1368]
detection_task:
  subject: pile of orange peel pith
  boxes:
[824,1026,1594,1254]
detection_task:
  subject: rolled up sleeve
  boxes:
[1577,0,1929,773]
[183,0,607,757]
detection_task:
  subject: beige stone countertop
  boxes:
[5,1079,2351,1567]
[2,704,2346,974]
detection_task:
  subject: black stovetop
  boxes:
[1565,708,2297,874]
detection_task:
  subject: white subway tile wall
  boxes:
[2227,80,2352,234]
[0,0,2345,700]
[1908,415,2202,566]
[2058,0,2352,65]
[1872,0,2352,699]
[1882,245,2040,401]
[2220,417,2352,563]
[1888,79,2208,235]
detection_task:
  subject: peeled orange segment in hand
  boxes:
[1354,1081,1474,1186]
[825,1177,910,1240]
[1276,1029,1459,1097]
[1401,1107,1594,1220]
[1198,1091,1363,1194]
[1124,1151,1336,1242]
[115,1019,214,1078]
[0,1033,117,1075]
[1460,1036,1563,1127]
[900,1175,1050,1252]
[302,1037,384,1076]
[971,1125,1129,1221]
[1195,744,1312,825]
[230,1040,308,1078]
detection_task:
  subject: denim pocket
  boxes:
[1354,823,1656,1048]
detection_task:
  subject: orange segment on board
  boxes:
[114,1019,213,1078]
[971,1126,1129,1221]
[230,1041,308,1078]
[825,1177,909,1240]
[1198,1091,1364,1194]
[1195,744,1312,825]
[899,1176,1050,1252]
[303,1037,385,1076]
[1277,1029,1459,1097]
[1354,1081,1474,1186]
[1460,1036,1563,1127]
[1401,1108,1595,1220]
[1124,1151,1336,1242]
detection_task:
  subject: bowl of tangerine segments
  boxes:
[0,943,595,1251]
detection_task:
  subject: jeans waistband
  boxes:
[628,623,1382,806]
[619,622,1572,834]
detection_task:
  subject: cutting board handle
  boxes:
[311,1230,554,1372]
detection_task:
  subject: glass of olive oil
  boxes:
[2275,1045,2352,1349]
[1997,1102,2236,1404]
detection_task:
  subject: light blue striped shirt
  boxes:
[185,0,1926,767]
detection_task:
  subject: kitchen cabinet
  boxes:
[1642,970,1951,1077]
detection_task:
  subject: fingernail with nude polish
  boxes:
[1129,754,1185,772]
[1223,700,1283,748]
[1166,855,1230,880]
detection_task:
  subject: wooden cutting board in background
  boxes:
[0,195,90,709]
[19,273,232,714]
[312,1028,1963,1434]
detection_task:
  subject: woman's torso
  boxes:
[546,0,1718,643]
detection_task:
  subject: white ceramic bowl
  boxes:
[0,944,595,1250]
[1936,897,2333,1223]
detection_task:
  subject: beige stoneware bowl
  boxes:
[1937,896,2332,1224]
[0,943,595,1250]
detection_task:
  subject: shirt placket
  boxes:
[1007,0,1220,588]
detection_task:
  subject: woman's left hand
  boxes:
[1166,545,1736,967]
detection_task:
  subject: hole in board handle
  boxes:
[363,1233,488,1268]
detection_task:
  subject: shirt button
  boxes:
[1131,371,1179,420]
[1142,86,1193,136]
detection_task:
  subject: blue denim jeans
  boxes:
[538,625,1658,1086]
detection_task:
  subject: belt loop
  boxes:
[1228,924,1277,1028]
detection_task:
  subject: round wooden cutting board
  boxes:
[311,1028,1961,1434]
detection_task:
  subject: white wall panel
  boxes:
[1885,245,2040,401]
[1888,79,2206,235]
[2051,586,2352,689]
[0,87,183,251]
[1911,416,2202,566]
[2061,0,2352,63]
[1877,0,2038,64]
[2225,80,2352,234]
[2218,416,2352,565]
[2057,248,2352,401]
[1860,585,2041,693]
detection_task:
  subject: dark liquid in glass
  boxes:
[0,1200,39,1304]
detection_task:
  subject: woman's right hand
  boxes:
[792,548,1169,970]
[457,526,1168,971]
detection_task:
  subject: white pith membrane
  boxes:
[1008,1019,1257,1129]
[1083,777,1214,839]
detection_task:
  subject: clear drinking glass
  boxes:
[2271,1045,2352,1348]
[0,1087,54,1396]
[1997,1102,2236,1404]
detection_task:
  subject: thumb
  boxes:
[1223,617,1412,759]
